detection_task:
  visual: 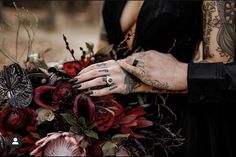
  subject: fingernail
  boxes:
[69,78,77,83]
[72,84,81,88]
[84,91,93,96]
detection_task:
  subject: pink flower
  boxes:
[30,132,88,156]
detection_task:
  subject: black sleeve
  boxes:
[188,62,236,103]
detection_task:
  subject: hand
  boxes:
[118,50,188,91]
[70,60,141,96]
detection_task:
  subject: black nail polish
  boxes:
[72,84,81,88]
[69,78,77,83]
[84,91,93,96]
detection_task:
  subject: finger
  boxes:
[86,85,119,97]
[74,68,110,84]
[118,60,144,78]
[73,77,108,90]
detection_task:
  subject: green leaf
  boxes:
[111,134,130,145]
[36,60,48,70]
[77,117,87,129]
[60,113,78,127]
[85,42,94,53]
[96,44,114,56]
[70,126,81,134]
[84,129,98,140]
[102,141,117,156]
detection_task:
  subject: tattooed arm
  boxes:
[202,1,235,63]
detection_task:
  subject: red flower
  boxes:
[119,106,153,138]
[52,82,77,106]
[0,106,37,135]
[63,59,95,78]
[73,94,124,132]
[86,140,105,157]
[0,106,39,154]
[95,97,124,132]
[34,82,77,110]
[63,61,81,78]
[73,94,96,123]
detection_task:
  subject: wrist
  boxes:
[178,63,188,91]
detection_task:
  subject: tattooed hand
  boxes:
[70,60,142,96]
[118,50,188,92]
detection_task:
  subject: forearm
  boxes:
[202,1,235,63]
[131,81,187,94]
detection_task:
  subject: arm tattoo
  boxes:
[145,79,169,90]
[203,1,216,59]
[203,1,236,62]
[124,72,140,94]
[216,1,235,62]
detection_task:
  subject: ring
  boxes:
[132,59,139,67]
[106,76,113,85]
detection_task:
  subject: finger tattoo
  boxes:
[109,85,118,91]
[98,69,109,73]
[96,63,107,67]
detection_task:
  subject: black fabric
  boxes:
[186,62,236,157]
[102,0,127,45]
[188,62,236,104]
[102,0,236,157]
[133,0,202,63]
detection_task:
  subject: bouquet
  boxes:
[0,5,184,157]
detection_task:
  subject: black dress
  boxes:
[103,0,236,157]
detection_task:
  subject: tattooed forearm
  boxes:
[202,1,236,62]
[145,79,169,90]
[216,2,235,61]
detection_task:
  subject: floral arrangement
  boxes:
[0,5,184,157]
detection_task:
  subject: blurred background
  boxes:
[0,0,103,66]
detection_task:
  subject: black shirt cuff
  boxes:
[187,62,226,103]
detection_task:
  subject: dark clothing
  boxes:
[103,0,236,157]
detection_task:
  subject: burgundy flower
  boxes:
[95,97,124,132]
[34,85,57,110]
[0,106,39,154]
[0,106,37,135]
[34,82,76,110]
[119,106,153,138]
[52,82,77,106]
[73,94,124,132]
[63,61,81,78]
[73,94,96,123]
[86,140,105,156]
[30,132,88,156]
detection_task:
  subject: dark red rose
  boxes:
[0,106,37,136]
[52,82,77,106]
[119,106,153,138]
[0,106,39,154]
[63,61,81,78]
